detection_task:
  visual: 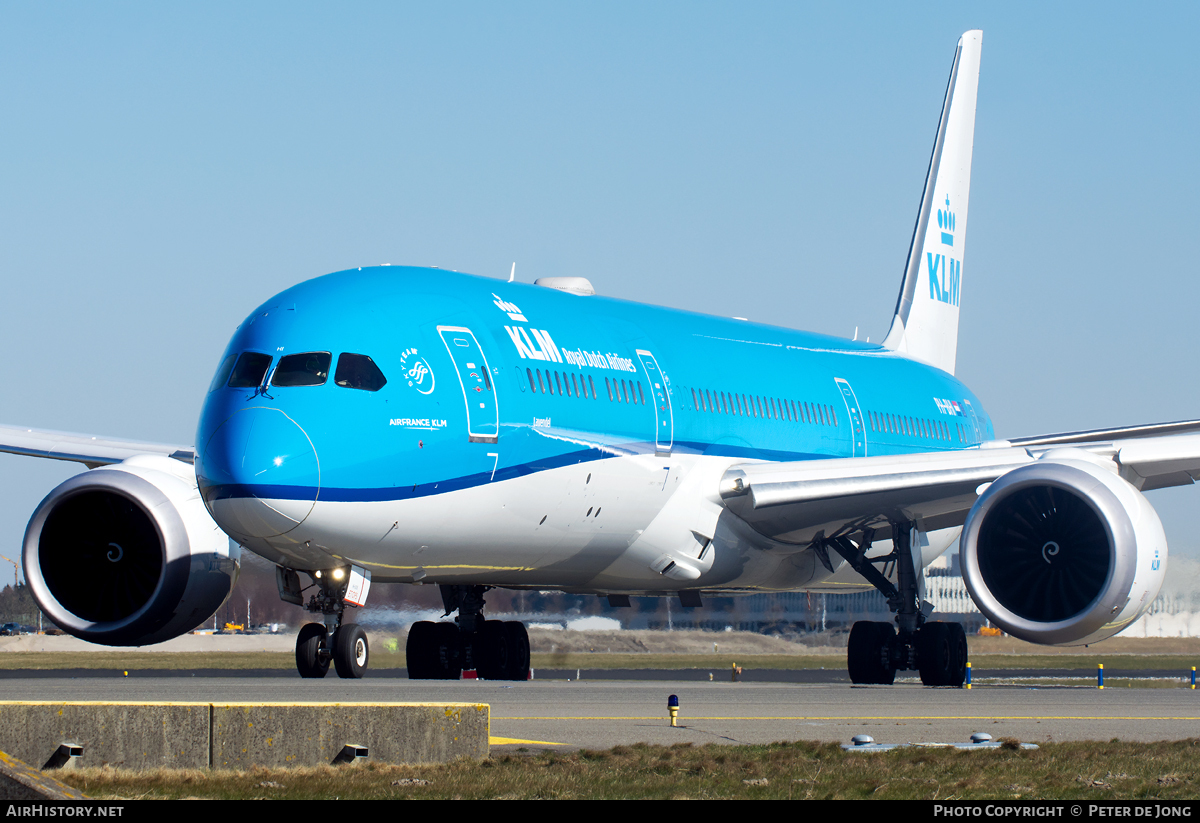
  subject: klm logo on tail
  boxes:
[928,197,961,307]
[937,195,956,247]
[927,253,960,306]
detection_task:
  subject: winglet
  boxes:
[882,30,982,375]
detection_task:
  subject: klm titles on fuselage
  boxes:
[493,294,638,374]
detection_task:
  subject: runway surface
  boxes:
[0,674,1197,749]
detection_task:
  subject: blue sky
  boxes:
[1,3,1198,583]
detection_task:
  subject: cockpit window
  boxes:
[208,354,237,393]
[271,352,331,387]
[335,353,387,391]
[227,352,273,388]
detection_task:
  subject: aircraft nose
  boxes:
[197,407,320,539]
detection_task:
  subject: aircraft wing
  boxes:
[719,427,1200,544]
[0,424,194,469]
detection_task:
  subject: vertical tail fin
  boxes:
[881,30,982,375]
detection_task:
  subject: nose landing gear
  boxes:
[406,585,530,681]
[280,566,371,679]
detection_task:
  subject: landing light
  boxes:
[332,568,346,581]
[273,457,283,467]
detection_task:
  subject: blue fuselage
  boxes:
[194,266,993,584]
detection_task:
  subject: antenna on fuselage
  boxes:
[508,262,516,282]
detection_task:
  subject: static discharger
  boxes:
[667,694,679,727]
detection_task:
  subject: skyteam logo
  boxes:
[398,348,436,395]
[927,196,961,307]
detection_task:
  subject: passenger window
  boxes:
[333,353,386,391]
[273,352,332,387]
[527,368,538,393]
[209,354,237,393]
[228,352,273,388]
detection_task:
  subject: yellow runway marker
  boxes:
[490,736,565,746]
[501,715,1200,722]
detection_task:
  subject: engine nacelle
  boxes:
[23,455,239,646]
[961,452,1166,646]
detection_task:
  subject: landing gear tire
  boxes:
[917,622,967,687]
[433,622,462,679]
[503,621,531,681]
[478,620,530,681]
[333,623,369,679]
[948,622,968,687]
[296,622,330,679]
[847,621,896,685]
[406,622,434,679]
[406,621,462,680]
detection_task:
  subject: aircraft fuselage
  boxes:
[195,266,993,594]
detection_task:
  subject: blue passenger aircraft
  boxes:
[3,31,1193,685]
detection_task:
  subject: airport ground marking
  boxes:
[499,715,1200,721]
[489,736,566,746]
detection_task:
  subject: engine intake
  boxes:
[961,453,1166,646]
[23,455,239,646]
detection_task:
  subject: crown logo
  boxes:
[937,195,956,247]
[492,293,527,322]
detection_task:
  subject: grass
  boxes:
[56,739,1200,800]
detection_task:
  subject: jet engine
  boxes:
[961,451,1166,646]
[23,455,239,646]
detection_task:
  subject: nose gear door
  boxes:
[438,326,499,443]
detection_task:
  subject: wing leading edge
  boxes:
[719,428,1200,545]
[0,424,194,470]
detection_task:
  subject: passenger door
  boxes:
[834,377,867,457]
[437,326,499,443]
[637,349,673,456]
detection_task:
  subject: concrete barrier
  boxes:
[0,702,488,769]
[0,750,88,800]
[211,703,489,768]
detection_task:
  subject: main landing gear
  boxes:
[822,521,968,687]
[278,566,370,679]
[406,585,530,681]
